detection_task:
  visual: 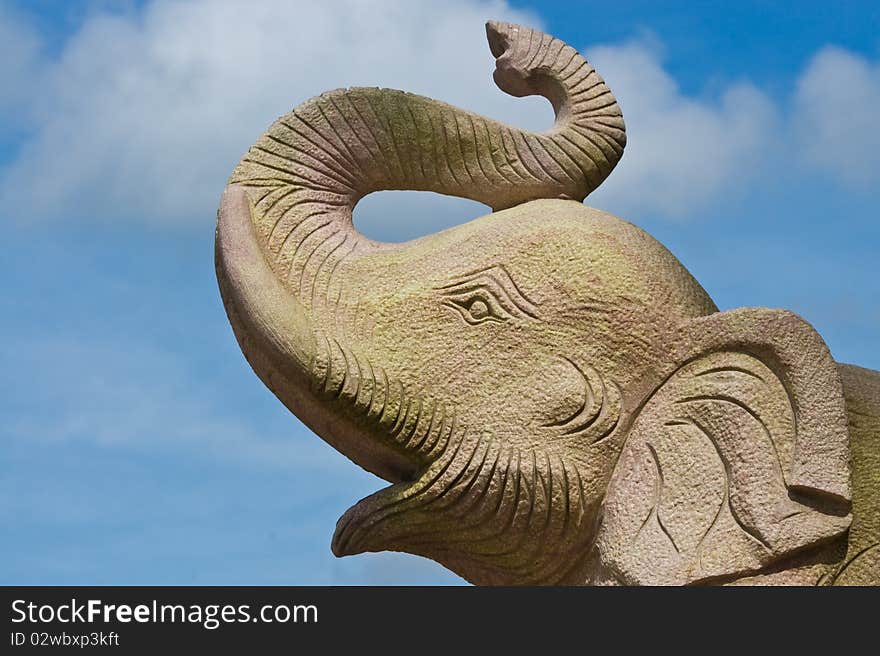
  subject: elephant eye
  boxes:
[444,291,508,325]
[435,264,540,325]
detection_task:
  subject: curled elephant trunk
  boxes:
[225,21,625,308]
[215,185,315,376]
[216,184,424,483]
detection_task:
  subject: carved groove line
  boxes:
[313,335,453,462]
[646,443,679,553]
[687,417,773,552]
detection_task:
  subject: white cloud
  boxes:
[1,1,876,228]
[0,0,545,224]
[0,1,782,227]
[583,38,779,219]
[794,45,880,190]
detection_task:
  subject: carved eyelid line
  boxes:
[451,264,539,307]
[437,271,539,319]
[439,264,538,304]
[441,282,530,320]
[463,264,540,306]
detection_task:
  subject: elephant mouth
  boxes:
[328,423,458,559]
[310,335,460,506]
[330,429,477,560]
[332,423,423,486]
[331,478,415,557]
[312,347,471,556]
[325,355,622,560]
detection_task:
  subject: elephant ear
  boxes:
[596,308,852,585]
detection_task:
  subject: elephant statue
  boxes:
[215,21,879,585]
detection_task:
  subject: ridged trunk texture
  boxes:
[228,21,625,310]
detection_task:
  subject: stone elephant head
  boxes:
[216,22,852,584]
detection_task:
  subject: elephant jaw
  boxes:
[331,432,604,585]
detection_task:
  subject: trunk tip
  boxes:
[485,20,511,58]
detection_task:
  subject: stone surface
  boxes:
[214,21,879,585]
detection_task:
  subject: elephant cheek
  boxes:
[526,357,590,428]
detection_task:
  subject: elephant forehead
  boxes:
[351,199,717,322]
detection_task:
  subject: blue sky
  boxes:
[2,0,877,585]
